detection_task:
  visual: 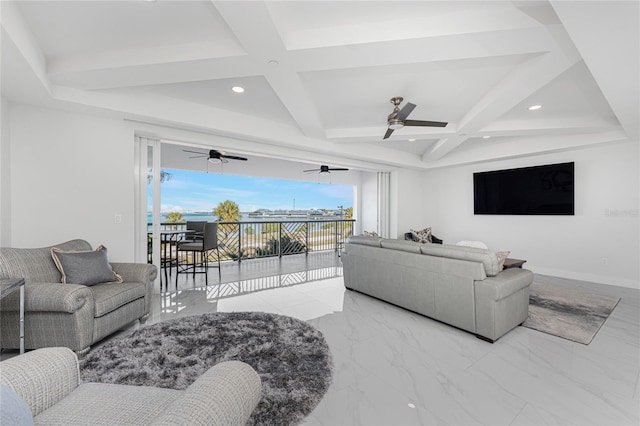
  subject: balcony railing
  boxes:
[149,219,355,262]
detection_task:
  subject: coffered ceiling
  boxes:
[2,1,638,171]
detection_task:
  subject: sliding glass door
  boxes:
[134,136,162,291]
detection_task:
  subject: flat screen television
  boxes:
[474,162,574,215]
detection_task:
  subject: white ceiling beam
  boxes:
[51,84,430,170]
[45,26,553,92]
[425,130,629,170]
[290,26,555,72]
[0,1,51,94]
[50,55,257,91]
[422,25,582,162]
[481,116,620,137]
[213,1,325,139]
[550,1,639,140]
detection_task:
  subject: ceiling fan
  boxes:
[383,96,448,140]
[183,149,248,164]
[303,165,349,174]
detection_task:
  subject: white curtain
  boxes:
[377,171,391,238]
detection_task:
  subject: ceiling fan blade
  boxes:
[303,168,321,173]
[396,102,416,121]
[328,168,349,171]
[183,149,205,155]
[383,128,394,139]
[188,155,207,159]
[221,154,248,161]
[404,119,448,127]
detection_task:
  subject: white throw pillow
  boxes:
[455,240,488,249]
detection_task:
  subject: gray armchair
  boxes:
[0,240,156,356]
[0,347,261,426]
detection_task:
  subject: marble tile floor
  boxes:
[159,250,343,292]
[136,272,638,425]
[4,269,639,425]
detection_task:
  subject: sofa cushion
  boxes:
[346,235,384,247]
[0,240,92,284]
[51,245,123,286]
[91,282,146,317]
[380,239,422,254]
[420,244,501,276]
[34,383,180,426]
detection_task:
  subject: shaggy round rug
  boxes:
[80,312,333,426]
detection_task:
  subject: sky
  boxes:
[153,169,354,213]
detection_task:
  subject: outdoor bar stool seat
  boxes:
[176,222,221,287]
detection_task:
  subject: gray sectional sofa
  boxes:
[342,235,533,342]
[0,239,156,355]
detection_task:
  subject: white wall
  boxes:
[417,142,639,289]
[390,168,427,239]
[359,172,378,234]
[0,96,12,246]
[9,104,136,261]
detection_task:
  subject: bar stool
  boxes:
[176,222,221,287]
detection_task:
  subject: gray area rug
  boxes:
[80,312,333,426]
[523,282,620,344]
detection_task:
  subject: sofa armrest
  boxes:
[0,347,80,416]
[0,282,93,313]
[109,262,157,284]
[110,263,156,316]
[151,361,262,426]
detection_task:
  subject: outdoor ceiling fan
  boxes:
[303,165,349,175]
[383,96,448,139]
[183,149,248,164]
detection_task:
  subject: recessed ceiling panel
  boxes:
[16,1,243,59]
[499,61,618,121]
[301,55,531,129]
[118,76,296,126]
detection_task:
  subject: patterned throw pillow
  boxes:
[51,245,123,286]
[363,230,379,237]
[496,251,511,271]
[410,227,432,244]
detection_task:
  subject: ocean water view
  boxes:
[147,212,346,223]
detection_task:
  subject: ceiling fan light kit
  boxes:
[383,96,448,139]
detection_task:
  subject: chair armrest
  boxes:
[151,361,262,426]
[109,262,157,284]
[0,282,93,313]
[0,347,80,416]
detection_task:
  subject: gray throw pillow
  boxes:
[51,245,123,286]
[1,384,34,426]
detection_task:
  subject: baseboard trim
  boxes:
[527,265,639,289]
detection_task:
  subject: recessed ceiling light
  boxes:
[528,104,542,111]
[408,138,416,142]
[482,135,491,139]
[232,86,245,93]
[268,60,279,66]
[408,403,416,409]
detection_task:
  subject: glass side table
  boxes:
[0,278,26,354]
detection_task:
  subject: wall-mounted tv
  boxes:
[474,162,574,215]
